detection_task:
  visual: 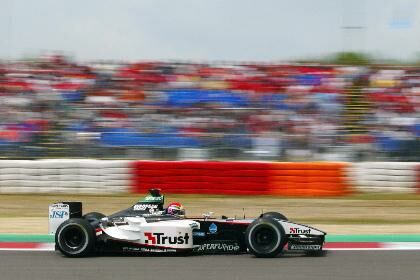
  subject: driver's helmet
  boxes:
[166,202,185,217]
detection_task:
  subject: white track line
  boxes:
[0,248,54,251]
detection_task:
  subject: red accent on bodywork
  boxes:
[144,232,156,244]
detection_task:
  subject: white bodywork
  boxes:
[279,220,325,236]
[101,218,200,249]
[48,203,70,235]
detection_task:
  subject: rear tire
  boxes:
[245,217,286,258]
[55,218,95,257]
[260,212,288,221]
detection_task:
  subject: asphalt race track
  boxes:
[1,251,420,280]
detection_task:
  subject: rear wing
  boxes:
[48,202,82,235]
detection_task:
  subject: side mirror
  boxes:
[202,212,214,220]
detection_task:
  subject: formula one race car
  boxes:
[49,189,326,258]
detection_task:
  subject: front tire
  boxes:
[260,212,288,221]
[245,217,286,258]
[55,218,95,257]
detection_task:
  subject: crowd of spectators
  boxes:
[0,55,418,161]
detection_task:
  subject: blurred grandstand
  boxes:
[0,55,418,161]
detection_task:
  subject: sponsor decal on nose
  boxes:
[144,232,190,245]
[290,227,311,234]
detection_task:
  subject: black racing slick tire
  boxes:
[245,217,286,258]
[83,212,106,223]
[55,218,95,257]
[260,212,288,221]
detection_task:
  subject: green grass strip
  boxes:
[0,234,54,242]
[326,234,420,242]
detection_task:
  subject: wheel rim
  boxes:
[249,224,281,254]
[63,227,86,249]
[58,224,89,254]
[255,227,276,246]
